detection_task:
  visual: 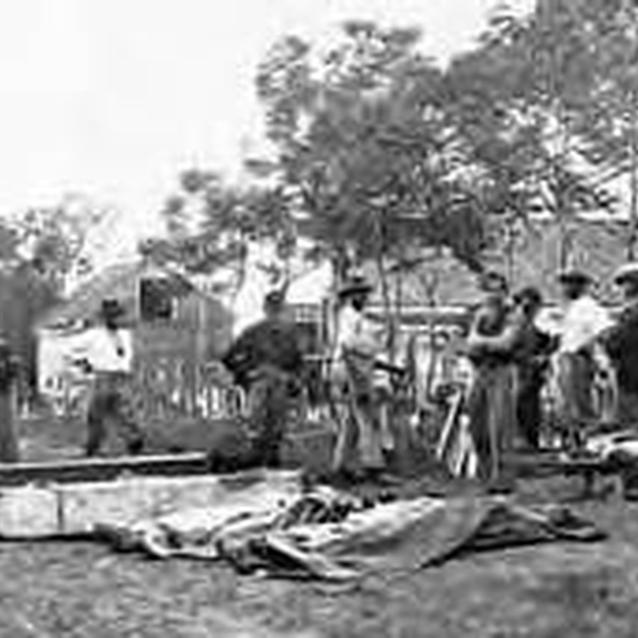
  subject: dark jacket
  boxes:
[602,300,638,393]
[222,318,304,390]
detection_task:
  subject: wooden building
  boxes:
[35,259,233,419]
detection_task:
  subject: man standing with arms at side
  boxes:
[69,298,145,457]
[0,338,20,462]
[555,268,612,447]
[601,263,638,427]
[329,274,392,481]
[510,286,558,450]
[222,289,305,468]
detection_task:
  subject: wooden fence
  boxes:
[41,320,470,424]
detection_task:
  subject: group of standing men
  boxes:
[466,261,638,484]
[65,258,638,483]
[220,274,394,478]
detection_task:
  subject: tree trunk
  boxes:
[0,387,18,462]
[375,250,395,363]
[629,90,638,261]
[230,234,248,310]
[395,267,403,331]
[423,266,439,402]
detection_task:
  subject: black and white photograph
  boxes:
[1,0,638,636]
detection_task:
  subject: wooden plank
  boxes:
[0,469,301,539]
[0,453,209,486]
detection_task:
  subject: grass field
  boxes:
[0,474,637,637]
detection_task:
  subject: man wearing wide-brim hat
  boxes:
[600,263,638,429]
[330,272,392,481]
[67,297,145,456]
[555,265,613,446]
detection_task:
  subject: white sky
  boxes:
[0,0,534,257]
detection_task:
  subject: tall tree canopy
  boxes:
[255,22,488,273]
[140,169,297,300]
[447,0,638,262]
[0,195,109,399]
[147,0,638,301]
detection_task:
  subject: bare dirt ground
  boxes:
[7,418,638,637]
[1,473,638,637]
[16,413,223,461]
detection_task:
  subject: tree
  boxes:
[0,194,108,405]
[256,23,487,265]
[255,22,491,357]
[142,169,297,303]
[12,194,111,294]
[446,0,638,268]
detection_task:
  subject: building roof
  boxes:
[362,219,631,308]
[508,218,629,304]
[365,249,483,308]
[37,259,198,330]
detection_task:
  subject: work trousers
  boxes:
[555,351,597,447]
[330,356,385,475]
[0,386,18,462]
[467,364,516,482]
[247,366,298,467]
[615,390,638,429]
[86,373,144,456]
[515,366,544,450]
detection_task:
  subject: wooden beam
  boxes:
[0,452,209,486]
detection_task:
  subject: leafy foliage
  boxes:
[254,21,490,274]
[447,0,638,263]
[148,0,638,292]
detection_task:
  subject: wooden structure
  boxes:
[36,259,234,420]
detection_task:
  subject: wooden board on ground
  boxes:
[0,469,301,539]
[0,452,210,486]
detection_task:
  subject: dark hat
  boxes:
[557,267,592,284]
[613,262,638,285]
[338,274,373,298]
[264,289,286,308]
[100,298,126,319]
[513,285,543,307]
[479,271,508,294]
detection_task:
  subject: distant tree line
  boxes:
[0,196,111,404]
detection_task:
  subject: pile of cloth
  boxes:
[94,486,605,581]
[585,429,638,464]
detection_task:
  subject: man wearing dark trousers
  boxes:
[69,299,145,457]
[602,263,638,427]
[601,263,638,499]
[0,338,20,462]
[511,286,558,450]
[222,289,304,467]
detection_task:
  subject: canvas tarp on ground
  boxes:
[95,487,604,581]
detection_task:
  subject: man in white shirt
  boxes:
[329,274,397,480]
[555,268,613,444]
[69,298,144,457]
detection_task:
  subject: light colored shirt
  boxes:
[333,305,382,361]
[559,295,613,354]
[68,326,134,374]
